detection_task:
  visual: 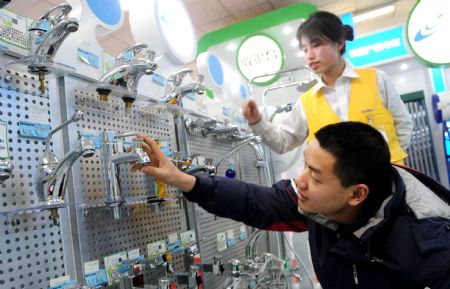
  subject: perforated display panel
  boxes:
[404,99,439,180]
[185,128,282,289]
[71,89,188,285]
[0,69,66,289]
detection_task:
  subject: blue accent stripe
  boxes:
[430,67,446,93]
[86,0,122,26]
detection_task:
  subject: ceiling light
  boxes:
[297,51,305,57]
[353,5,395,23]
[283,26,292,35]
[398,77,405,83]
[227,43,236,51]
[400,63,408,71]
[290,39,299,47]
[119,0,129,11]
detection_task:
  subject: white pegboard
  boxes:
[0,68,65,289]
[185,128,282,289]
[70,88,188,285]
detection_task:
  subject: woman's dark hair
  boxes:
[315,122,393,223]
[297,11,354,55]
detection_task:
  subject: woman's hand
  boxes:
[242,100,262,125]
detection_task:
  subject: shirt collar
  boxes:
[310,60,359,94]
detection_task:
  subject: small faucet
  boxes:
[35,111,95,224]
[101,131,150,219]
[161,69,205,105]
[269,103,293,123]
[0,159,12,184]
[97,44,158,112]
[27,3,79,94]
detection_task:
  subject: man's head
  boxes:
[295,122,392,224]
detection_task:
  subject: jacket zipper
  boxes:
[353,263,359,286]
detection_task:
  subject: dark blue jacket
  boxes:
[184,166,450,289]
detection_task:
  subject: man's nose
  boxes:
[295,171,308,191]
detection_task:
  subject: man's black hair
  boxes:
[297,11,354,55]
[315,122,393,223]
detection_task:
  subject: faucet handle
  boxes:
[30,3,72,31]
[116,43,152,62]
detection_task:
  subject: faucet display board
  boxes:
[0,68,66,289]
[0,61,284,288]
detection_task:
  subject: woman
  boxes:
[242,11,413,164]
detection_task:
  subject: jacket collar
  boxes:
[310,60,359,94]
[293,166,406,238]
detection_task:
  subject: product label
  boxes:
[147,240,166,258]
[84,260,99,274]
[18,121,51,139]
[104,251,127,285]
[0,121,8,159]
[217,232,227,251]
[180,230,196,247]
[77,47,100,68]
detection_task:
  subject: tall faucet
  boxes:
[161,69,205,105]
[28,3,79,94]
[215,136,265,171]
[100,131,150,219]
[35,111,95,224]
[97,44,158,112]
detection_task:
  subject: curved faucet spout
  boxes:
[214,136,264,171]
[35,137,95,207]
[28,3,79,94]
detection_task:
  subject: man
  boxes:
[132,122,450,289]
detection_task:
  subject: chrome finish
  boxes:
[269,103,293,123]
[100,131,150,219]
[98,43,158,98]
[0,158,12,184]
[214,136,265,171]
[246,229,265,261]
[161,69,205,104]
[35,111,92,207]
[158,277,170,289]
[27,3,79,93]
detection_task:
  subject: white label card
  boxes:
[0,121,8,159]
[84,260,99,274]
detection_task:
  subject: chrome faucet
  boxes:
[215,136,265,171]
[269,103,293,123]
[97,44,158,111]
[100,131,150,219]
[27,3,79,94]
[35,111,95,223]
[161,69,205,105]
[0,159,12,184]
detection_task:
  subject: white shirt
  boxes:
[250,64,413,154]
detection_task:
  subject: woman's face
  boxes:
[300,35,344,75]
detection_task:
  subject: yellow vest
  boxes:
[301,68,407,163]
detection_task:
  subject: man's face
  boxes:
[294,139,354,220]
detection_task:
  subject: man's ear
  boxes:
[348,184,369,206]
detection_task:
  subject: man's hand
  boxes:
[242,100,262,125]
[131,133,196,192]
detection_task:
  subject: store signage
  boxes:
[236,34,284,85]
[346,26,409,67]
[406,0,450,66]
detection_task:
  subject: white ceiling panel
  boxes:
[235,3,273,21]
[219,0,269,14]
[185,0,230,26]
